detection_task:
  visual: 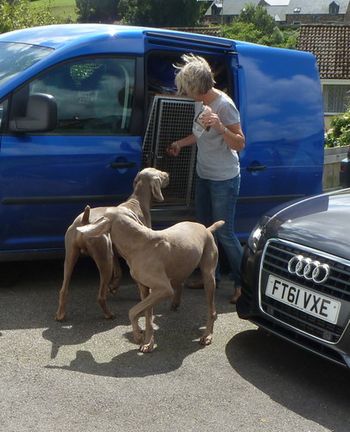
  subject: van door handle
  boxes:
[110,161,136,169]
[246,164,266,172]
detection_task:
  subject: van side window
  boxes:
[16,57,135,135]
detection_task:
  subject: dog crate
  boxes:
[142,96,197,206]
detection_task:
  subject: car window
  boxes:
[0,42,53,87]
[13,57,135,135]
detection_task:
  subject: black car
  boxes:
[340,147,350,187]
[237,188,350,368]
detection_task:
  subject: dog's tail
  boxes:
[207,220,225,233]
[81,205,91,225]
[77,216,111,238]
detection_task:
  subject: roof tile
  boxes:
[297,25,350,79]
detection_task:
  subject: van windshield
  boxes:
[0,42,53,86]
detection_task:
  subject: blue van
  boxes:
[0,24,324,261]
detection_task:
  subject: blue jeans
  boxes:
[195,175,243,286]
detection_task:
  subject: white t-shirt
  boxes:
[193,91,241,181]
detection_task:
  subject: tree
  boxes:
[0,0,58,33]
[239,3,275,34]
[221,21,264,44]
[76,0,119,23]
[118,0,202,27]
[222,4,299,49]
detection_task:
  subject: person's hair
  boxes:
[174,54,215,98]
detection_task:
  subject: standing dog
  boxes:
[78,207,224,353]
[55,168,169,322]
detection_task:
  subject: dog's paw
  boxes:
[55,313,66,322]
[139,338,155,353]
[108,288,119,296]
[199,334,213,346]
[170,302,179,311]
[104,312,115,320]
[108,283,120,296]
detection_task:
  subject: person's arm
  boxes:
[219,123,245,152]
[167,133,197,157]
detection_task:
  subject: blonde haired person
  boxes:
[167,54,245,303]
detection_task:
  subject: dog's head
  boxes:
[133,168,169,202]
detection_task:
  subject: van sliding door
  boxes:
[143,31,235,224]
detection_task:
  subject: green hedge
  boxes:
[325,110,350,148]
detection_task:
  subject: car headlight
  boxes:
[247,215,271,253]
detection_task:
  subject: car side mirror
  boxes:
[9,93,57,133]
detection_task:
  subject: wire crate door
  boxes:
[143,96,196,206]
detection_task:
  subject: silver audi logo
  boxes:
[287,255,330,284]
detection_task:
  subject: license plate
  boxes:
[265,275,341,324]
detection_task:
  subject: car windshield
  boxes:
[0,42,53,86]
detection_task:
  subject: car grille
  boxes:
[260,239,350,343]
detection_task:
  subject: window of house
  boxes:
[10,57,135,135]
[211,4,222,16]
[322,81,350,114]
[329,1,340,14]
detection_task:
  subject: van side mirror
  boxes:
[9,93,57,133]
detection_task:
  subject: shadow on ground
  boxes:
[1,258,234,377]
[45,281,229,377]
[226,328,350,432]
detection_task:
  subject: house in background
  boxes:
[205,0,350,26]
[282,0,350,25]
[205,0,287,25]
[203,1,350,128]
[297,24,350,128]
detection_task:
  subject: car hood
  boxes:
[266,189,350,259]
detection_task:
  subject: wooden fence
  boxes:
[323,146,349,191]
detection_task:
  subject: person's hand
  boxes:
[200,110,222,131]
[166,141,181,157]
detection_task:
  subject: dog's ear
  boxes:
[151,176,164,202]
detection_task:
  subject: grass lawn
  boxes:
[30,0,77,22]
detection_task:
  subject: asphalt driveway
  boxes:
[0,259,349,432]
